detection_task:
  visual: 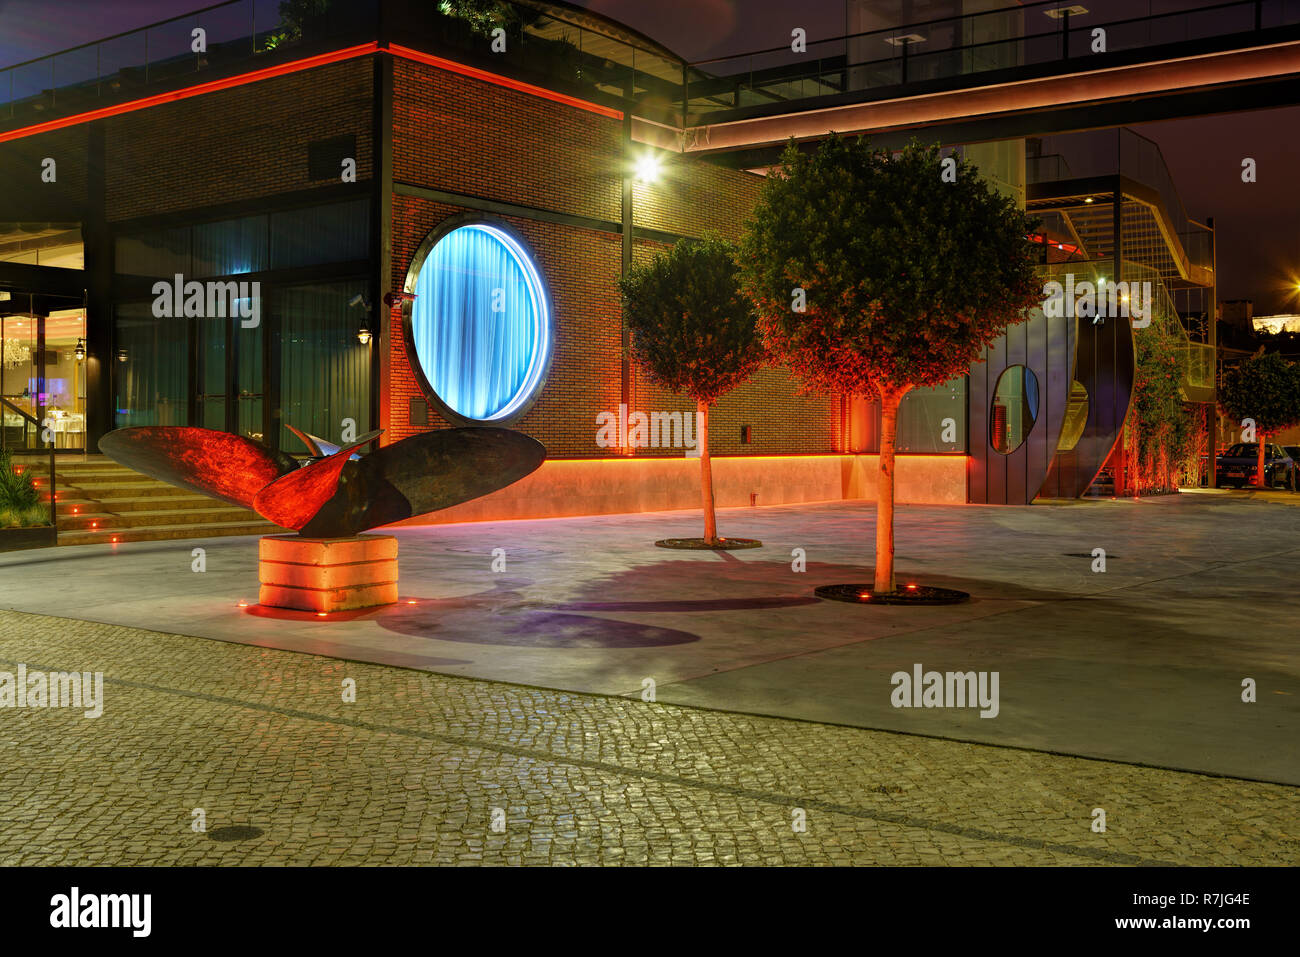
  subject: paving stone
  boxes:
[0,608,1294,866]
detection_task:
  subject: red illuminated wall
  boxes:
[387,58,837,459]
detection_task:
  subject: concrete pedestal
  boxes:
[258,534,398,612]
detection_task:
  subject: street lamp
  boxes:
[634,153,662,184]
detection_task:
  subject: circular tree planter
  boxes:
[654,537,763,550]
[814,583,969,605]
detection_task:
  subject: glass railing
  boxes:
[0,0,687,127]
[1183,341,1216,391]
[1026,128,1214,278]
[682,0,1300,124]
[4,0,1298,130]
[1,0,286,124]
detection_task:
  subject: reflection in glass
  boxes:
[990,364,1039,455]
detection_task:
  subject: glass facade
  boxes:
[276,280,370,451]
[897,377,967,453]
[111,198,371,450]
[114,302,189,426]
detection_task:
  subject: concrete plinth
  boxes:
[258,534,398,612]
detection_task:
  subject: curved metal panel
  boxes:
[1040,313,1136,498]
[967,306,1075,505]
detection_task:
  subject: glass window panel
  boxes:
[192,215,268,277]
[896,376,967,452]
[114,302,189,426]
[115,227,190,277]
[275,280,370,450]
[991,365,1039,455]
[146,18,200,84]
[269,199,369,270]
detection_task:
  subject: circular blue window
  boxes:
[407,222,551,423]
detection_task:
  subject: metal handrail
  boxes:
[0,395,57,533]
[682,0,1297,120]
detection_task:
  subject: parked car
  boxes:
[1279,449,1300,488]
[1216,443,1296,489]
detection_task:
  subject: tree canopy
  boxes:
[738,136,1041,399]
[619,237,765,405]
[1218,350,1300,435]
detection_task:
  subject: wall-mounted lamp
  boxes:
[116,349,128,363]
[73,338,86,361]
[357,327,372,346]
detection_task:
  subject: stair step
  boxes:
[60,507,261,530]
[57,519,285,546]
[12,454,292,547]
[70,482,199,498]
[66,495,215,513]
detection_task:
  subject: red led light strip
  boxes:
[0,39,623,144]
[0,43,381,144]
[387,44,623,119]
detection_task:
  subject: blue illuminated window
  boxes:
[408,223,551,423]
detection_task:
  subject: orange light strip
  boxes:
[0,38,623,145]
[0,42,381,144]
[388,43,623,119]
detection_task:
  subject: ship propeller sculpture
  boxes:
[99,425,546,538]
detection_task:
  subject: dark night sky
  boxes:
[1,0,1297,312]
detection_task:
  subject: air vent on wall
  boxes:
[409,397,430,427]
[308,134,357,182]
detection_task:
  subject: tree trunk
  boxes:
[698,399,717,545]
[875,387,907,593]
[1256,436,1267,488]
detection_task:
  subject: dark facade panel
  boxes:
[969,306,1077,505]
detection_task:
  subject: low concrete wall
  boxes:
[393,454,967,527]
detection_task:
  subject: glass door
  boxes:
[197,315,228,431]
[0,311,40,449]
[42,308,87,451]
[194,309,265,441]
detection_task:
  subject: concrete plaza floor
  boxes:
[2,492,1298,785]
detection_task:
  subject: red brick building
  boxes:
[0,0,964,527]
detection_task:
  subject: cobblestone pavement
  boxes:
[0,609,1295,866]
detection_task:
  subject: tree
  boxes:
[619,238,766,545]
[1218,349,1300,486]
[264,0,331,49]
[1132,299,1199,493]
[740,136,1040,592]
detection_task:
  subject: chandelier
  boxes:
[2,337,31,369]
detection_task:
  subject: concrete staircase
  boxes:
[17,455,284,546]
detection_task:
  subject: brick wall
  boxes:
[104,59,374,222]
[389,58,836,459]
[390,194,623,455]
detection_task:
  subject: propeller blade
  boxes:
[253,434,384,531]
[296,428,546,538]
[99,427,298,510]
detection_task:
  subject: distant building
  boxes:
[1219,299,1255,326]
